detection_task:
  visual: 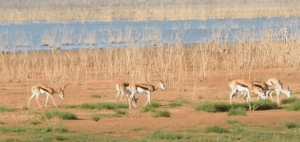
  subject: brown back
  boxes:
[133,83,155,92]
[36,85,56,94]
[252,81,269,91]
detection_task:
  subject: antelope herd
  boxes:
[27,77,291,110]
[28,80,166,109]
[229,78,292,106]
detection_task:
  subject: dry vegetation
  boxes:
[1,40,299,94]
[0,0,300,21]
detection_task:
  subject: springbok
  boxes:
[229,79,266,104]
[256,78,292,105]
[127,80,165,109]
[115,82,131,102]
[28,84,69,108]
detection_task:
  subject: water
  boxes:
[0,17,299,52]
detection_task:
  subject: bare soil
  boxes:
[0,66,300,139]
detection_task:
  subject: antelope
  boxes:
[256,78,292,105]
[115,82,131,103]
[28,84,69,108]
[127,80,165,109]
[229,79,266,104]
[230,84,252,103]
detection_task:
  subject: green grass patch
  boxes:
[227,107,247,116]
[67,102,128,110]
[131,127,146,131]
[195,100,277,113]
[285,121,300,129]
[198,95,203,99]
[141,101,161,112]
[22,106,29,111]
[285,101,300,111]
[90,110,127,121]
[153,110,171,118]
[43,110,77,120]
[281,97,298,105]
[147,130,193,140]
[91,94,101,98]
[194,102,231,112]
[91,114,101,122]
[42,135,69,141]
[0,126,28,133]
[169,98,187,107]
[203,125,230,133]
[35,125,68,133]
[226,119,241,125]
[29,120,41,125]
[0,105,14,112]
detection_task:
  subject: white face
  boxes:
[282,88,292,98]
[160,82,165,90]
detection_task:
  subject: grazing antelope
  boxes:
[115,82,131,102]
[230,84,252,103]
[127,80,165,109]
[229,79,266,104]
[28,84,69,108]
[256,78,292,105]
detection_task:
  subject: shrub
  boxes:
[194,102,231,112]
[91,114,101,121]
[91,94,101,98]
[204,125,230,133]
[226,119,241,125]
[285,101,300,111]
[0,105,14,112]
[281,98,298,105]
[115,110,127,116]
[29,120,41,125]
[227,107,247,116]
[169,98,187,108]
[251,100,278,110]
[22,106,29,111]
[153,110,171,118]
[141,101,161,112]
[285,121,300,129]
[43,110,77,120]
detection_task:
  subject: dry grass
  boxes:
[0,0,300,21]
[0,18,300,93]
[0,40,299,91]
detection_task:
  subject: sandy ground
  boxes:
[0,67,300,138]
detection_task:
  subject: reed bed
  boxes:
[0,20,300,93]
[0,41,299,91]
[0,0,300,21]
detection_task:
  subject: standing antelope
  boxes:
[28,84,69,108]
[115,82,131,102]
[229,79,266,104]
[127,80,165,109]
[256,78,292,105]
